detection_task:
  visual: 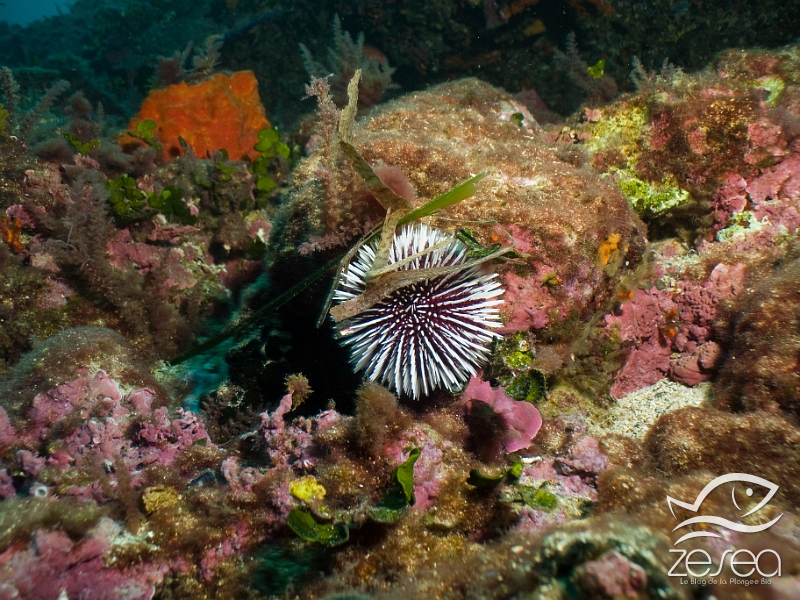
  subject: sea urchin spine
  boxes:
[333,223,504,399]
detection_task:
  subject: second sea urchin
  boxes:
[333,223,504,399]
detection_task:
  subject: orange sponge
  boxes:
[120,71,269,161]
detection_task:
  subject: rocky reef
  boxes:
[0,28,799,599]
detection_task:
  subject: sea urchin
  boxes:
[333,223,504,399]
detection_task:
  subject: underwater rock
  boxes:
[3,20,800,599]
[512,428,609,537]
[715,256,800,418]
[6,158,232,362]
[605,287,678,397]
[573,549,648,599]
[0,373,308,595]
[529,517,683,599]
[0,522,160,600]
[645,406,800,506]
[574,48,800,399]
[278,77,647,337]
[0,326,167,421]
[669,340,722,386]
[0,366,257,596]
[578,44,800,235]
[0,369,217,497]
[606,260,746,397]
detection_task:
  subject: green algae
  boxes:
[756,76,786,107]
[251,126,291,197]
[395,448,420,504]
[503,370,547,404]
[616,173,691,215]
[125,118,161,152]
[584,104,648,162]
[505,350,532,370]
[466,469,506,489]
[107,175,193,225]
[715,210,791,245]
[587,59,606,79]
[485,333,548,403]
[63,132,100,155]
[520,486,558,511]
[466,460,524,489]
[370,448,421,523]
[369,492,409,524]
[286,508,349,546]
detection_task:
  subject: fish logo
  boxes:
[667,473,783,545]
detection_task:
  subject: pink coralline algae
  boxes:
[574,550,648,598]
[605,288,677,397]
[557,435,610,476]
[515,429,608,534]
[0,370,315,596]
[0,469,15,499]
[196,518,252,582]
[21,370,125,445]
[709,174,749,229]
[522,432,608,492]
[221,393,345,515]
[745,149,800,208]
[606,263,745,396]
[669,341,723,387]
[461,377,542,452]
[671,263,745,344]
[745,119,788,164]
[692,55,800,244]
[497,270,558,334]
[0,407,15,448]
[494,225,560,333]
[6,370,214,497]
[107,228,202,297]
[261,392,316,467]
[384,424,446,512]
[221,455,277,504]
[708,149,800,244]
[0,526,162,600]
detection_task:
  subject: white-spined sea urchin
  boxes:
[333,223,504,399]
